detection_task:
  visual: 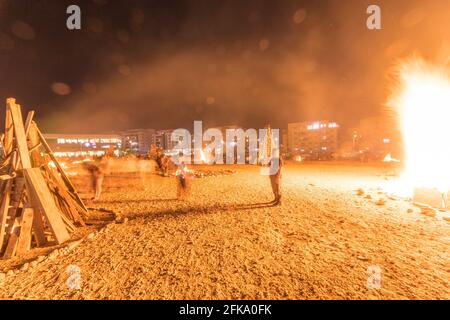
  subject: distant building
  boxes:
[342,116,401,160]
[43,133,122,157]
[288,120,340,159]
[152,129,177,152]
[121,129,155,155]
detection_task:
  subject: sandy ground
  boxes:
[0,161,449,300]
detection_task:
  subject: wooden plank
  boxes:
[4,177,26,239]
[0,179,12,251]
[27,123,43,168]
[15,207,34,255]
[4,98,15,156]
[24,168,70,244]
[32,206,46,247]
[35,125,88,213]
[24,111,34,136]
[9,103,32,169]
[0,174,15,181]
[44,165,86,226]
[3,223,20,259]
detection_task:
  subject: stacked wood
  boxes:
[0,98,87,259]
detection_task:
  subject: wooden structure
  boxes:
[0,98,87,259]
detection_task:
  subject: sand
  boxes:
[0,161,448,299]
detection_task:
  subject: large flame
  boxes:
[389,58,450,196]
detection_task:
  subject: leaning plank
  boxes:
[35,125,88,213]
[32,207,47,247]
[27,122,44,167]
[15,207,34,255]
[0,180,12,251]
[3,223,20,259]
[4,177,27,238]
[4,98,15,156]
[24,111,34,136]
[44,165,86,225]
[9,103,32,169]
[24,168,70,244]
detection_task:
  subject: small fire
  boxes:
[383,153,399,163]
[388,57,450,198]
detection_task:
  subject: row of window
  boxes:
[57,138,121,144]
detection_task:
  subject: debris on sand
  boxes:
[356,188,365,196]
[420,207,436,218]
[375,199,386,206]
[192,169,237,178]
[413,202,437,218]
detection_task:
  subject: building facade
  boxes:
[288,120,340,160]
[43,133,122,158]
[121,129,155,155]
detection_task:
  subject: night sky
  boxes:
[0,0,449,133]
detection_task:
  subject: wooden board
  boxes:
[35,125,88,213]
[4,98,15,156]
[24,168,70,244]
[44,165,86,226]
[32,205,46,247]
[0,179,12,251]
[4,177,26,239]
[3,222,19,259]
[9,103,32,169]
[16,207,34,255]
[27,123,43,167]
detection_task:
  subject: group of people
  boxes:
[84,150,284,206]
[173,155,284,205]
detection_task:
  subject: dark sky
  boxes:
[0,0,449,133]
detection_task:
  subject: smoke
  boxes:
[2,0,450,134]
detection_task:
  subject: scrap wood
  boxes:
[3,224,20,259]
[15,207,34,256]
[24,167,70,244]
[0,98,87,259]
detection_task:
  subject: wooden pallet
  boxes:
[0,98,87,259]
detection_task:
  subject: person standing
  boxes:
[176,161,189,199]
[269,156,283,205]
[84,161,104,201]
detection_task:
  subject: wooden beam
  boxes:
[0,179,12,251]
[3,222,20,259]
[4,98,15,156]
[24,111,34,136]
[44,165,86,226]
[15,207,34,255]
[9,103,31,169]
[24,168,70,244]
[27,123,43,168]
[35,125,88,213]
[32,205,46,247]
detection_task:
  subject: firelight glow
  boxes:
[390,58,450,196]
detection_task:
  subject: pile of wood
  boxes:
[0,98,87,259]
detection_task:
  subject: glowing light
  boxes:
[383,153,399,163]
[388,58,450,196]
[200,149,207,163]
